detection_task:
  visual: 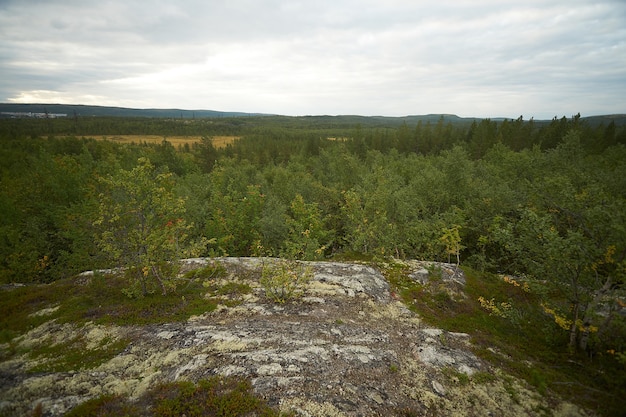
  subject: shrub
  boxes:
[260,259,312,303]
[151,377,277,417]
[94,158,205,298]
[64,394,138,416]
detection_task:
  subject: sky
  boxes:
[1,0,625,119]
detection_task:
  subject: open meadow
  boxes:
[84,135,239,148]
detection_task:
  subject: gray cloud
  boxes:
[0,0,624,117]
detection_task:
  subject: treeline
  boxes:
[1,114,625,353]
[0,116,245,138]
[2,113,625,152]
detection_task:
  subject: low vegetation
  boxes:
[64,376,282,417]
[0,260,249,357]
[260,259,313,303]
[25,334,128,374]
[384,263,626,416]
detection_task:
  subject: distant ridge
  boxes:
[1,103,624,126]
[0,103,267,118]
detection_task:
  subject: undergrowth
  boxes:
[26,335,129,374]
[383,262,626,417]
[0,266,224,338]
[0,262,230,371]
[64,376,283,417]
[260,259,312,303]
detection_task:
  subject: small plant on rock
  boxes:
[260,259,312,303]
[426,263,443,282]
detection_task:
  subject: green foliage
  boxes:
[489,163,626,352]
[470,371,498,384]
[3,116,624,283]
[203,165,265,256]
[78,273,219,325]
[260,259,313,303]
[282,194,332,260]
[65,376,280,417]
[64,394,139,417]
[439,225,463,265]
[182,261,227,281]
[150,377,278,417]
[425,263,443,281]
[0,142,101,283]
[94,157,203,296]
[213,281,253,297]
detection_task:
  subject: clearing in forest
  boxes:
[85,135,239,148]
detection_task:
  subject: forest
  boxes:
[1,113,626,412]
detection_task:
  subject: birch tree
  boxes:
[94,157,196,297]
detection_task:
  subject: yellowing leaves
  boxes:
[540,304,598,333]
[478,296,513,318]
[502,275,530,293]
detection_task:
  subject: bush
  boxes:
[260,259,312,303]
[64,394,138,416]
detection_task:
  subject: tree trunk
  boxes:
[579,322,590,352]
[152,265,168,296]
[579,276,612,351]
[569,302,579,352]
[138,268,148,297]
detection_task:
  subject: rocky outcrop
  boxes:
[0,258,589,416]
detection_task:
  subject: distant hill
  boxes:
[578,114,626,127]
[1,103,624,127]
[0,103,266,118]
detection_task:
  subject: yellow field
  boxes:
[85,135,240,148]
[210,136,240,148]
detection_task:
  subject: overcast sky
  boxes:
[1,0,625,118]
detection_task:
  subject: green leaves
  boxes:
[94,158,197,297]
[283,194,331,260]
[440,225,463,266]
[260,259,312,304]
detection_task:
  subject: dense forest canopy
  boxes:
[1,113,625,358]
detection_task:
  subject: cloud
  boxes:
[6,90,144,107]
[1,0,624,117]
